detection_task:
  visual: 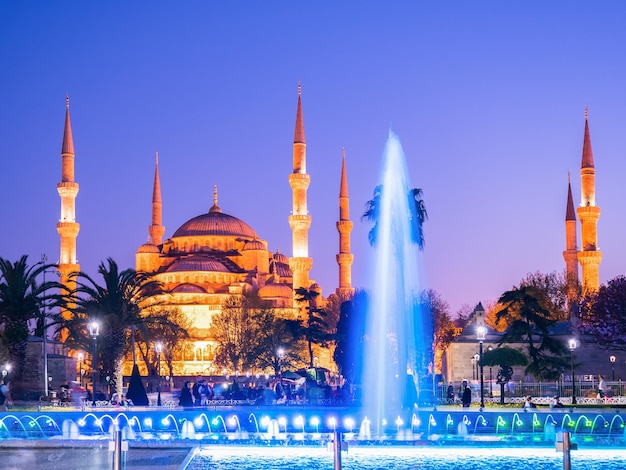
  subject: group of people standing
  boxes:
[179,376,214,407]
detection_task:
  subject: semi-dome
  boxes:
[165,256,232,273]
[172,283,209,294]
[172,208,257,239]
[243,239,265,251]
[259,282,293,299]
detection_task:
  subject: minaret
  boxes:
[136,153,164,272]
[563,173,579,306]
[336,148,354,296]
[577,107,602,292]
[288,83,313,301]
[56,95,80,293]
[149,152,165,246]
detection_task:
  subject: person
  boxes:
[179,381,194,408]
[598,375,606,398]
[461,380,471,408]
[192,376,203,406]
[446,384,455,404]
[522,396,536,410]
[551,396,564,408]
[0,380,11,411]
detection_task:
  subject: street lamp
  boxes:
[2,363,11,381]
[488,345,494,398]
[470,356,477,380]
[610,355,616,381]
[477,325,486,410]
[77,353,84,387]
[155,342,163,406]
[569,338,577,405]
[88,321,100,406]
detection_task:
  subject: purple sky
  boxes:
[2,2,626,315]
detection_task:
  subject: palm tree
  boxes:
[56,258,163,397]
[362,185,428,248]
[0,255,63,380]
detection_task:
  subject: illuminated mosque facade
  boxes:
[57,85,355,377]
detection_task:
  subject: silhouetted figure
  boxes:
[179,381,194,408]
[461,380,471,408]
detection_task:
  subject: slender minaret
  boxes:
[563,173,579,306]
[336,148,354,296]
[288,83,313,301]
[577,107,602,292]
[149,152,165,246]
[56,95,80,293]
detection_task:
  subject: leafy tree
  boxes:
[56,258,163,397]
[251,306,304,375]
[579,275,626,350]
[0,256,63,381]
[361,185,428,248]
[209,296,258,373]
[495,286,569,380]
[419,289,457,374]
[134,306,190,377]
[294,287,330,368]
[481,346,528,404]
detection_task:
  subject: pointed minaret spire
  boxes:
[293,81,306,148]
[577,107,602,293]
[563,173,578,309]
[61,94,75,158]
[149,152,165,246]
[288,83,313,307]
[336,148,354,296]
[581,106,594,170]
[209,184,221,213]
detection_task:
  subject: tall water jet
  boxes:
[362,130,432,436]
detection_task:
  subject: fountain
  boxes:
[362,130,432,436]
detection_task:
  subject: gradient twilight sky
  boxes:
[2,2,626,315]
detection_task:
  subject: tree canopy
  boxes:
[579,275,626,350]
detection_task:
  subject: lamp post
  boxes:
[89,321,100,406]
[569,338,577,405]
[488,345,493,398]
[473,353,479,381]
[477,325,486,410]
[610,355,616,381]
[470,356,477,380]
[155,342,163,406]
[77,353,84,387]
[277,347,285,383]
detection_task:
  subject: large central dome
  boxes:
[172,202,257,238]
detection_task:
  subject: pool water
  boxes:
[185,446,626,470]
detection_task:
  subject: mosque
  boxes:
[56,85,355,377]
[444,108,605,384]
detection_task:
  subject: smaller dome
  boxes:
[273,250,288,264]
[243,239,265,251]
[259,282,293,299]
[137,243,159,254]
[172,283,208,294]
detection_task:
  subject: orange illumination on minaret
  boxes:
[336,148,354,296]
[288,82,313,301]
[577,107,602,293]
[149,152,165,246]
[57,95,80,296]
[563,172,578,307]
